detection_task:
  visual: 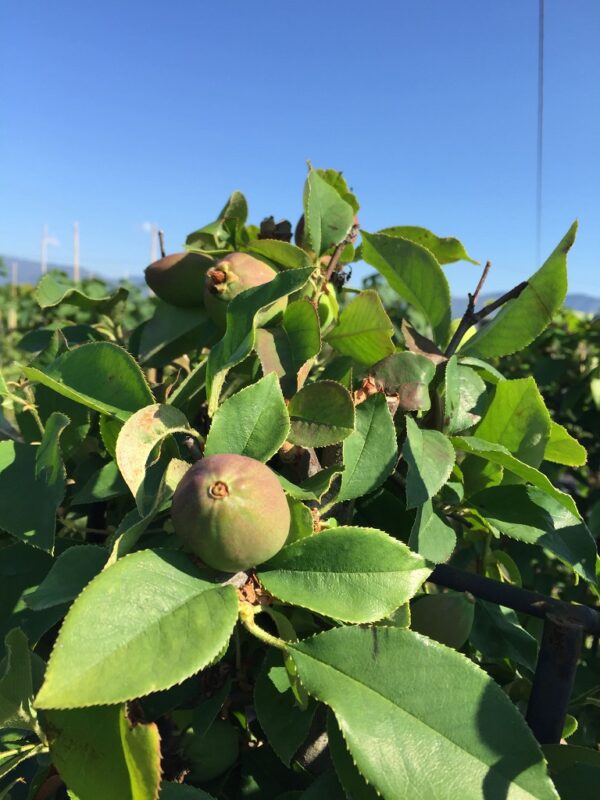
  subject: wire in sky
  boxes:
[536,0,545,265]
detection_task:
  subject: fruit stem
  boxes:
[238,602,287,651]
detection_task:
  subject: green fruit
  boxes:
[204,252,287,328]
[171,453,290,572]
[180,719,239,782]
[410,591,475,650]
[144,252,214,308]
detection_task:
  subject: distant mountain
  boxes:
[2,254,598,314]
[451,292,599,317]
[0,255,98,285]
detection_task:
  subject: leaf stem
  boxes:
[238,602,287,651]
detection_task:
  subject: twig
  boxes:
[444,260,528,357]
[317,223,360,299]
[158,230,166,259]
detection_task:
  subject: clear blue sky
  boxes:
[1,0,599,296]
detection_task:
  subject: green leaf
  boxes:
[34,273,128,312]
[470,600,538,671]
[475,378,551,468]
[289,626,557,800]
[303,167,354,256]
[0,629,39,731]
[0,742,45,781]
[410,592,475,649]
[26,546,109,610]
[35,411,69,485]
[138,301,216,366]
[160,783,215,799]
[0,441,64,552]
[325,290,395,366]
[378,226,478,265]
[35,550,239,708]
[205,373,289,462]
[451,436,580,517]
[403,417,455,509]
[258,527,430,623]
[186,191,248,251]
[278,466,344,503]
[327,712,379,800]
[286,497,315,544]
[409,500,456,563]
[470,485,597,584]
[543,421,587,467]
[338,393,397,502]
[46,704,160,800]
[316,168,360,213]
[71,460,127,505]
[255,300,321,398]
[206,267,312,414]
[107,459,189,563]
[444,356,487,434]
[168,358,207,412]
[287,381,354,447]
[361,230,452,344]
[115,404,194,514]
[254,650,316,766]
[24,342,153,422]
[461,222,577,358]
[370,351,436,412]
[458,356,505,384]
[246,240,313,270]
[35,384,90,457]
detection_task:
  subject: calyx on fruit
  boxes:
[203,252,287,328]
[144,252,214,308]
[171,453,291,572]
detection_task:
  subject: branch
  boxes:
[444,260,528,357]
[317,223,360,299]
[158,230,166,259]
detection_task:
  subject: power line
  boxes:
[536,0,545,265]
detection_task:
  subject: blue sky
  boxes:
[1,0,599,296]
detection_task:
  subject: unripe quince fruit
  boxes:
[204,252,287,329]
[171,453,290,572]
[144,252,214,308]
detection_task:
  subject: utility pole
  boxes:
[150,223,158,263]
[41,224,48,274]
[73,221,80,283]
[7,261,18,331]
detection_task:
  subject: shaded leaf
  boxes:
[278,466,344,503]
[338,393,397,502]
[247,240,312,270]
[470,485,597,584]
[403,417,455,509]
[451,436,580,517]
[370,351,435,412]
[255,650,316,766]
[26,546,109,610]
[409,500,456,563]
[46,704,161,800]
[470,600,538,671]
[35,411,69,485]
[288,381,354,447]
[0,441,64,552]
